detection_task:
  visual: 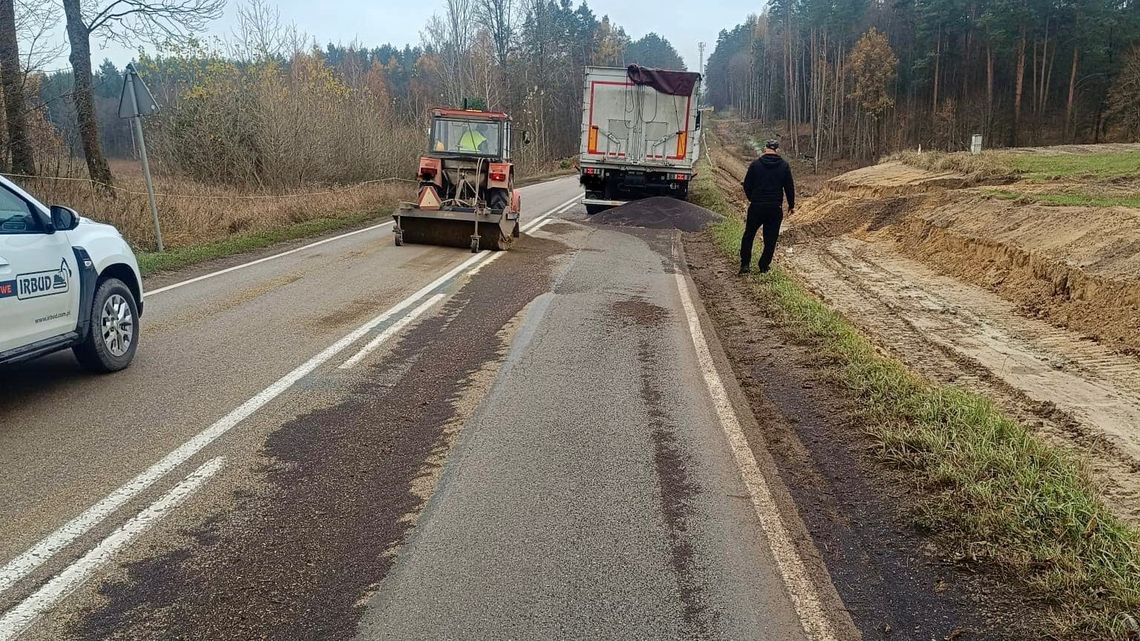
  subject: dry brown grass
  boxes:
[8,159,413,252]
[880,150,1015,183]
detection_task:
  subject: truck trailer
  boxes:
[578,65,703,215]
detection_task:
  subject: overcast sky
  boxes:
[69,0,759,74]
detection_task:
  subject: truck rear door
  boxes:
[583,68,633,162]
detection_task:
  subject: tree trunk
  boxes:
[1066,45,1079,140]
[0,0,35,174]
[932,25,941,113]
[986,44,994,137]
[1043,37,1056,114]
[63,0,114,188]
[1031,37,1038,116]
[1013,30,1026,146]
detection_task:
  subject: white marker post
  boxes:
[119,63,163,252]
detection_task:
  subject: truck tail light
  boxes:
[490,171,507,182]
[674,173,689,181]
[588,126,599,154]
[583,167,601,176]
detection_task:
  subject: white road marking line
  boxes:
[340,294,447,369]
[144,222,394,297]
[674,270,839,641]
[0,457,225,641]
[145,184,580,299]
[463,249,508,277]
[528,219,555,233]
[521,195,580,234]
[0,195,578,599]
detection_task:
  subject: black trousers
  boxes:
[740,205,784,271]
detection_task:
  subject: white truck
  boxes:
[578,65,703,215]
[0,175,143,372]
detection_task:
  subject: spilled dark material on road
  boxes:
[74,239,564,641]
[683,232,1043,641]
[591,197,721,233]
[612,296,719,639]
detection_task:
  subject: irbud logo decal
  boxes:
[13,259,72,300]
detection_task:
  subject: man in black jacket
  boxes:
[740,140,795,274]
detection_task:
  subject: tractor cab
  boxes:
[429,109,513,160]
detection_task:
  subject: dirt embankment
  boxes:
[794,161,1140,355]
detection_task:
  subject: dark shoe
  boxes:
[758,266,771,274]
[738,267,751,275]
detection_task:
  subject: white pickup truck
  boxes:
[0,175,143,372]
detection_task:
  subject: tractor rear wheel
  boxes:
[488,188,510,213]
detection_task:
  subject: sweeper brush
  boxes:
[394,209,516,251]
[392,106,522,252]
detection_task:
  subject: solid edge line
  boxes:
[673,269,839,641]
[0,195,577,596]
[340,294,446,369]
[145,222,394,297]
[0,457,226,641]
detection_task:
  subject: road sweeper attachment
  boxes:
[393,107,522,252]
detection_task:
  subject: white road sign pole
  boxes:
[123,64,164,252]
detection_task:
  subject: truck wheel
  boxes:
[586,204,607,216]
[74,277,139,373]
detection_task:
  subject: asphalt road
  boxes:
[0,177,841,640]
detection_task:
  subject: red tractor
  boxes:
[393,107,521,252]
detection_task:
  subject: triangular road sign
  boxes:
[118,63,159,119]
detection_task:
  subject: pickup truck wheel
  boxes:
[74,278,139,373]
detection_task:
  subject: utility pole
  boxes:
[698,41,706,106]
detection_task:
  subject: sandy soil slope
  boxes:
[713,133,1140,524]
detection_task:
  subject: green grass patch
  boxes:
[1007,152,1140,182]
[886,148,1140,186]
[984,188,1140,209]
[691,153,1140,639]
[137,211,383,275]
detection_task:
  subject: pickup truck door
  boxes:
[0,184,81,354]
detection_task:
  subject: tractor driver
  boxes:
[458,123,492,154]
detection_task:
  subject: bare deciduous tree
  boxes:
[1107,46,1140,141]
[15,0,65,78]
[474,0,513,69]
[1,0,35,173]
[63,0,224,187]
[230,0,302,62]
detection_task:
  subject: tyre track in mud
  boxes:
[784,234,1140,524]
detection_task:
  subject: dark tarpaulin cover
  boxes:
[626,65,701,97]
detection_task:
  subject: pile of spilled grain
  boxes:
[591,197,722,232]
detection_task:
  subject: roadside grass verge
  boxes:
[984,188,1140,209]
[136,211,384,275]
[690,155,1140,639]
[10,160,573,277]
